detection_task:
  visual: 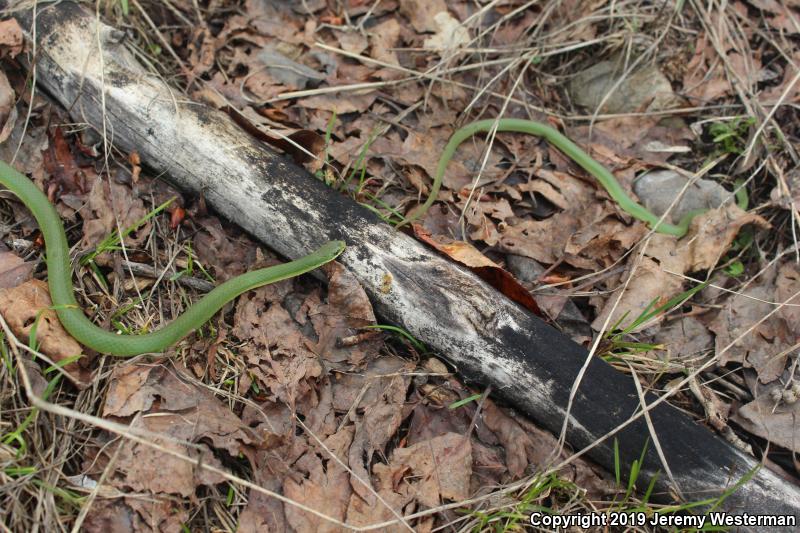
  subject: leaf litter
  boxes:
[0,0,799,531]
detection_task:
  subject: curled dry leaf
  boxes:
[0,279,89,386]
[42,126,88,195]
[413,226,542,317]
[227,105,326,165]
[496,164,647,271]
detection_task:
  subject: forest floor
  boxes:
[0,0,798,531]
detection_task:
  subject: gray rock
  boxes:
[569,60,681,114]
[633,169,731,223]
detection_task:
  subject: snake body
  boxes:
[0,161,345,356]
[400,118,706,236]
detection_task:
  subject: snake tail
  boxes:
[0,160,345,356]
[399,118,710,237]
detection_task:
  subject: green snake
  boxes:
[0,119,745,355]
[0,161,345,357]
[399,118,725,236]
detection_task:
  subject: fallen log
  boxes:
[6,1,799,523]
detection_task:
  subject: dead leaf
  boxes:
[762,50,800,102]
[683,203,770,271]
[283,426,354,532]
[735,393,800,454]
[0,19,23,58]
[776,262,800,326]
[747,0,800,34]
[334,29,369,54]
[0,279,88,385]
[79,173,150,255]
[423,12,470,51]
[300,92,378,114]
[369,18,402,66]
[312,261,377,364]
[591,257,683,332]
[371,129,484,192]
[95,363,269,497]
[480,400,540,479]
[346,485,413,533]
[332,357,414,503]
[591,203,767,336]
[42,126,87,194]
[496,213,579,266]
[226,105,325,164]
[237,475,289,533]
[0,243,33,289]
[399,0,449,33]
[331,356,414,413]
[653,316,714,362]
[0,67,17,144]
[232,277,323,405]
[732,365,800,454]
[551,0,599,42]
[83,498,187,533]
[195,216,259,281]
[563,213,648,270]
[188,27,217,79]
[240,0,306,43]
[709,264,798,383]
[384,432,471,507]
[413,227,543,317]
[682,33,762,102]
